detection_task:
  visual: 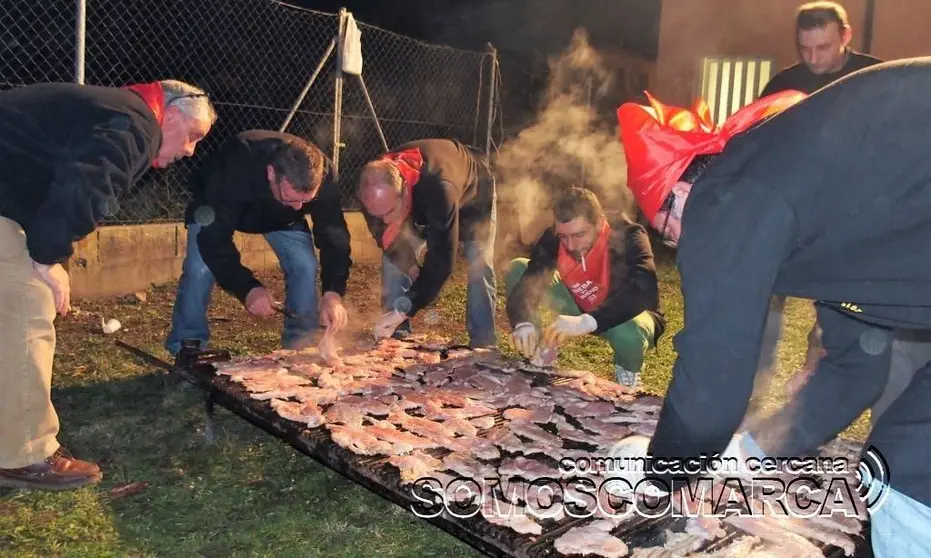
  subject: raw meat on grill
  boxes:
[723,516,823,557]
[324,403,366,428]
[482,505,543,535]
[554,521,629,557]
[508,420,563,447]
[560,399,618,418]
[576,417,632,440]
[338,395,393,417]
[295,387,341,406]
[498,456,560,480]
[470,416,497,430]
[503,408,533,421]
[443,452,496,479]
[363,420,441,454]
[388,410,458,439]
[389,451,443,483]
[269,398,325,427]
[327,424,393,456]
[444,417,479,438]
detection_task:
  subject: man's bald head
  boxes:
[358,159,405,224]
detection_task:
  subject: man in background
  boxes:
[761,1,882,96]
[165,130,351,356]
[0,79,215,490]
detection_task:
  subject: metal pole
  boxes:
[484,43,498,157]
[74,0,86,84]
[280,38,336,133]
[332,8,347,176]
[357,75,389,152]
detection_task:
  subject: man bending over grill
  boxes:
[0,79,216,490]
[357,138,497,348]
[611,58,931,556]
[505,187,665,387]
[165,130,351,355]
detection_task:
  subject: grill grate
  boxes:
[175,357,874,558]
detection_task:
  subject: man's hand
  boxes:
[542,314,598,348]
[32,262,71,316]
[785,367,814,398]
[244,286,275,318]
[604,435,667,498]
[320,291,348,333]
[509,322,539,359]
[374,310,408,340]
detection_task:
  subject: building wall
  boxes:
[69,212,382,299]
[650,0,931,106]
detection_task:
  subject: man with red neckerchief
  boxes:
[504,186,666,387]
[0,79,216,490]
[357,138,497,348]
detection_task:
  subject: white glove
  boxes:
[374,310,408,340]
[509,322,539,358]
[542,314,598,348]
[603,435,668,499]
[719,431,769,479]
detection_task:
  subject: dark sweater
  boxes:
[361,139,494,317]
[0,83,162,264]
[648,58,931,508]
[760,50,883,96]
[506,217,665,340]
[185,130,351,302]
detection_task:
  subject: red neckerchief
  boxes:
[379,147,424,248]
[123,81,166,126]
[556,220,612,313]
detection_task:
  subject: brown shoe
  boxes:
[0,448,102,491]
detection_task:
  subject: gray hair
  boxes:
[159,79,218,124]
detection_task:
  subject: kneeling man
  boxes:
[505,187,666,386]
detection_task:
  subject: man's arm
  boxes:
[308,166,352,297]
[505,231,559,327]
[647,180,797,478]
[196,200,260,303]
[405,180,459,317]
[588,225,660,334]
[26,115,155,264]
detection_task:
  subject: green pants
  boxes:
[505,258,656,372]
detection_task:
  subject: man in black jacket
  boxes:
[0,79,216,490]
[165,130,351,355]
[612,59,931,556]
[357,138,496,348]
[505,187,665,386]
[760,1,882,97]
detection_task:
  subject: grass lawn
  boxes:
[0,248,871,556]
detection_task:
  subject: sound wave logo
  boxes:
[856,446,890,512]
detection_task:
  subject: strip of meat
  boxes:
[508,420,563,447]
[388,410,457,439]
[327,424,393,456]
[470,374,505,392]
[809,513,863,535]
[424,403,497,420]
[629,422,657,437]
[318,330,343,368]
[424,368,452,386]
[444,417,479,438]
[324,403,365,429]
[461,437,501,460]
[766,515,857,556]
[286,362,327,380]
[443,452,492,478]
[389,451,443,484]
[336,395,393,417]
[423,389,474,408]
[554,522,629,557]
[624,396,663,413]
[601,412,657,424]
[723,516,823,558]
[293,386,340,406]
[363,420,441,452]
[503,408,533,421]
[470,416,497,430]
[270,398,325,427]
[484,506,543,536]
[577,417,633,440]
[237,370,310,392]
[561,400,618,418]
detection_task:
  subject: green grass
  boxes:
[0,254,869,556]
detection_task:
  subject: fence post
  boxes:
[75,0,86,84]
[332,8,347,175]
[484,43,498,157]
[280,38,336,133]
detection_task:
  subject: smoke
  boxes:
[494,29,635,250]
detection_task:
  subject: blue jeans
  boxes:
[165,223,320,355]
[382,222,497,348]
[870,485,931,557]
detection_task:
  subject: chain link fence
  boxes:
[0,0,496,222]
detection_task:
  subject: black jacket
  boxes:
[361,139,495,317]
[506,217,665,340]
[648,58,931,507]
[186,130,351,303]
[0,83,162,264]
[760,50,882,96]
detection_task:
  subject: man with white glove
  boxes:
[504,187,665,386]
